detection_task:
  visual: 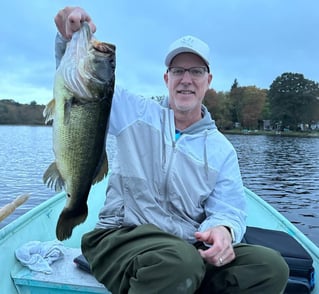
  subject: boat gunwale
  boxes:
[244,187,319,260]
[0,192,66,245]
[1,183,318,293]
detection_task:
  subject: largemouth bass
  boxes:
[43,22,116,241]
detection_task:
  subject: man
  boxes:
[55,7,289,293]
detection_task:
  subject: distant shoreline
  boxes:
[0,124,318,138]
[0,99,46,125]
[223,129,319,138]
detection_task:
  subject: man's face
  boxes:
[164,52,212,113]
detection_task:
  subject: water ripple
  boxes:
[0,127,318,247]
[227,134,319,246]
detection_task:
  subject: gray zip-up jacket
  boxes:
[55,33,246,244]
[96,87,247,244]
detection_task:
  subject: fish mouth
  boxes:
[92,40,115,54]
[79,21,115,54]
[81,21,115,54]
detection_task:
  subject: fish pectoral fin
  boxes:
[63,97,75,125]
[43,99,56,124]
[43,162,65,192]
[92,151,109,185]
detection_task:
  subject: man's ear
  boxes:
[208,73,213,86]
[164,72,169,87]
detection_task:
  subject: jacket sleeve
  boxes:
[198,143,247,244]
[108,86,160,136]
[55,33,68,69]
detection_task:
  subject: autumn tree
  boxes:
[240,86,267,129]
[229,79,267,129]
[229,79,244,124]
[268,72,319,130]
[203,89,232,130]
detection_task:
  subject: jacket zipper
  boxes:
[163,109,179,212]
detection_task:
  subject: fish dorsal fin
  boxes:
[43,99,56,124]
[92,151,109,185]
[43,162,65,192]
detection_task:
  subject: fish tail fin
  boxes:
[56,203,88,241]
[43,162,65,191]
[43,99,56,124]
[92,151,109,185]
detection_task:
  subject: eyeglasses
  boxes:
[167,66,208,78]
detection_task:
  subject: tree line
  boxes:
[0,100,46,125]
[203,72,319,132]
[1,71,319,131]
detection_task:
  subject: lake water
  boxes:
[228,134,319,246]
[0,126,318,246]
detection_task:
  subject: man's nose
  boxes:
[180,70,192,82]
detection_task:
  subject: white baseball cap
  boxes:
[165,35,210,69]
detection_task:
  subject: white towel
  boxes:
[15,240,65,274]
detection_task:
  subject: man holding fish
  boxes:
[53,6,289,293]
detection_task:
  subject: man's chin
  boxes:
[174,103,196,112]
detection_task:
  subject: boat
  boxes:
[0,176,318,293]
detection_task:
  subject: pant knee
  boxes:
[263,247,289,288]
[171,244,205,276]
[144,242,205,276]
[248,245,289,292]
[131,242,205,293]
[228,244,289,293]
[162,244,205,292]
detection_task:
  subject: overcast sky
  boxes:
[1,0,318,105]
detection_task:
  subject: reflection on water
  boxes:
[227,134,319,246]
[0,126,55,225]
[0,126,115,227]
[0,126,318,246]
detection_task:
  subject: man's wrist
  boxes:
[224,226,235,242]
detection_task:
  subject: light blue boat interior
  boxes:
[1,176,318,293]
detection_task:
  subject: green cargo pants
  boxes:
[81,224,289,294]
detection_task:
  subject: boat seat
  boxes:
[11,247,110,294]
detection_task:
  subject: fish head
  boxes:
[84,37,116,99]
[57,22,116,102]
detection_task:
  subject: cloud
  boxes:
[1,0,319,104]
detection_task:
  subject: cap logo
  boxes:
[180,36,195,48]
